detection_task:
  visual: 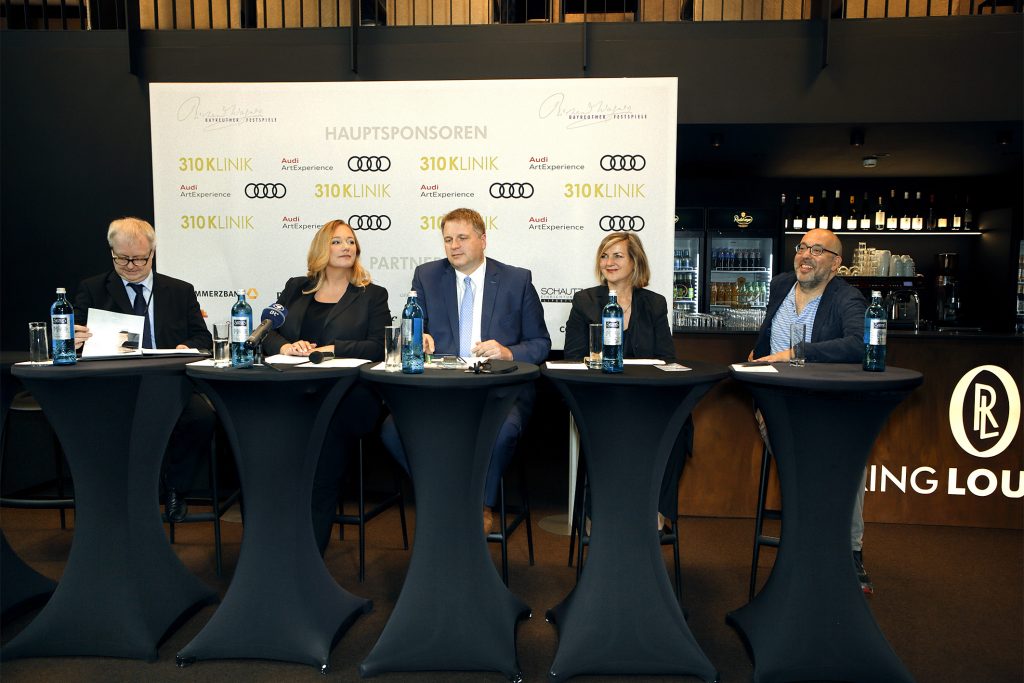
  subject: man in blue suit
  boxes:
[383,207,550,532]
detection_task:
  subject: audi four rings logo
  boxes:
[348,156,391,172]
[599,216,645,231]
[600,154,646,171]
[489,182,534,199]
[244,183,286,199]
[348,215,392,230]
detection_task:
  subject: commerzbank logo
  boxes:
[949,365,1020,458]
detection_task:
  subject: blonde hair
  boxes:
[107,217,156,249]
[303,219,372,294]
[594,233,651,289]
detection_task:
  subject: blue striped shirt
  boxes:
[769,284,819,355]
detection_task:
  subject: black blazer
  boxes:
[564,285,676,363]
[262,276,391,361]
[74,270,212,350]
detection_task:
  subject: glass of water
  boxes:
[790,323,807,367]
[212,321,231,366]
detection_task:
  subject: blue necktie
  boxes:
[459,276,474,357]
[129,283,153,349]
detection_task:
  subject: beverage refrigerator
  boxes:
[672,208,705,328]
[705,207,778,330]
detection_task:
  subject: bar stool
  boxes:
[0,391,74,528]
[336,436,409,582]
[486,452,534,587]
[749,417,782,601]
[165,422,241,578]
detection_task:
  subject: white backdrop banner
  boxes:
[150,78,678,351]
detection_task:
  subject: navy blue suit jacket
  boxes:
[411,257,551,365]
[753,271,866,363]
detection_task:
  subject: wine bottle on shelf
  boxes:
[831,189,843,231]
[951,194,962,231]
[899,191,912,231]
[792,195,805,231]
[846,194,858,231]
[912,191,924,231]
[780,193,790,231]
[806,194,817,231]
[859,192,872,231]
[818,190,830,230]
[937,193,950,231]
[926,193,938,231]
[963,195,974,231]
[886,189,899,231]
[873,194,886,231]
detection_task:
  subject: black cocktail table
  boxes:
[176,363,370,672]
[542,361,727,683]
[358,362,539,682]
[727,362,923,683]
[4,357,216,661]
[1,352,57,618]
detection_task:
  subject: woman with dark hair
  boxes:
[264,219,391,554]
[564,232,688,533]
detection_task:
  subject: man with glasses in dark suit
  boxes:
[73,217,213,523]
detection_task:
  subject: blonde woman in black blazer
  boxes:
[563,233,690,532]
[264,219,391,555]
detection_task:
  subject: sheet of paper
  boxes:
[81,308,145,358]
[188,359,219,367]
[623,358,666,365]
[141,347,204,356]
[730,363,780,373]
[309,358,372,368]
[656,363,691,372]
[263,354,310,365]
[546,361,589,370]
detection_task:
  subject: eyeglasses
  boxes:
[795,244,839,257]
[111,252,153,267]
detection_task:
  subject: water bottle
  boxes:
[50,287,77,365]
[230,289,253,368]
[401,290,424,374]
[601,290,624,373]
[863,290,887,372]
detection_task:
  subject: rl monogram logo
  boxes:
[948,365,1021,459]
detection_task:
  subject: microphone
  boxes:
[308,350,335,364]
[244,303,287,349]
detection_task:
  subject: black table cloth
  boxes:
[727,362,923,683]
[176,363,369,672]
[3,357,216,661]
[542,361,727,683]
[1,352,57,618]
[358,363,539,681]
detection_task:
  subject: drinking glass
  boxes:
[384,325,402,372]
[790,323,807,367]
[28,322,49,363]
[212,321,231,366]
[586,323,603,369]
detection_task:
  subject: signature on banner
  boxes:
[537,92,635,129]
[176,97,276,131]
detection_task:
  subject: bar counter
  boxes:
[672,328,1023,530]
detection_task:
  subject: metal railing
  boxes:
[2,0,1018,30]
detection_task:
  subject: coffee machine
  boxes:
[935,252,960,324]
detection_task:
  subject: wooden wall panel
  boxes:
[675,332,1023,529]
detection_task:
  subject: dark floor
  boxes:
[1,504,1022,683]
